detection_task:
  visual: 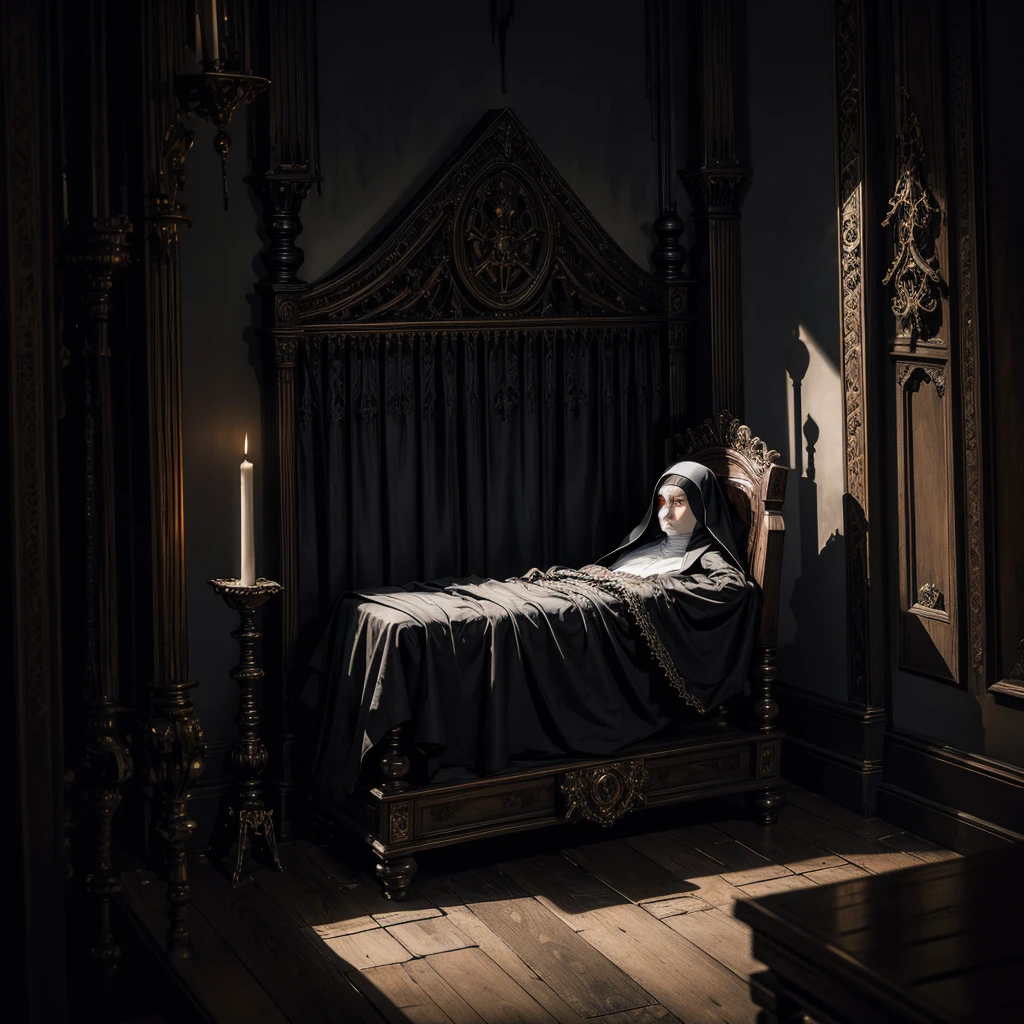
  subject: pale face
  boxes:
[657,484,697,536]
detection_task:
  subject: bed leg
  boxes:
[748,785,787,826]
[380,724,411,793]
[752,646,780,733]
[375,853,417,901]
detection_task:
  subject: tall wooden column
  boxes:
[835,0,887,710]
[139,0,205,961]
[647,0,694,438]
[250,0,321,840]
[4,0,67,1017]
[681,0,750,420]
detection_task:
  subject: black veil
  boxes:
[599,460,745,572]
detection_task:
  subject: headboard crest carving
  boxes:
[290,109,663,325]
[678,410,781,472]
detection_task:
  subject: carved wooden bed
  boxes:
[262,109,787,898]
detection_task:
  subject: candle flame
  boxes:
[244,432,248,456]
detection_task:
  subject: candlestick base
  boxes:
[207,576,285,886]
[223,806,283,887]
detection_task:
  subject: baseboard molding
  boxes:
[774,683,886,816]
[878,732,1024,853]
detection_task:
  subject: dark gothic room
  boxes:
[5,1,1023,1022]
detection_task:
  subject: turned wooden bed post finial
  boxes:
[380,724,411,793]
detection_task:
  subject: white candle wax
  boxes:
[240,433,255,586]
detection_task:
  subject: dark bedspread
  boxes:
[303,552,760,800]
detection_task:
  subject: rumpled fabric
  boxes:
[303,550,759,800]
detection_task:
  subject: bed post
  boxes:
[375,725,416,900]
[267,329,300,839]
[749,460,788,824]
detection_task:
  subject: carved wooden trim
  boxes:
[293,110,664,325]
[681,0,750,419]
[949,0,987,691]
[837,0,869,706]
[140,0,204,960]
[882,112,943,342]
[5,0,66,1013]
[560,760,648,826]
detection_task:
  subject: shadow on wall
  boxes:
[776,330,848,695]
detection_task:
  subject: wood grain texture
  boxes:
[433,864,530,904]
[122,870,289,1024]
[576,903,756,1024]
[347,962,455,1024]
[188,857,379,1023]
[564,839,697,904]
[774,804,920,870]
[669,823,794,885]
[404,958,489,1024]
[325,927,415,969]
[499,853,626,930]
[469,897,655,1017]
[388,915,476,956]
[663,907,763,981]
[426,947,560,1024]
[639,895,714,919]
[254,842,371,930]
[619,832,745,911]
[803,864,871,885]
[415,879,585,1024]
[709,814,847,873]
[737,874,818,900]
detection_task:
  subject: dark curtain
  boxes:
[294,324,665,661]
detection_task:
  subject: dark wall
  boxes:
[179,0,671,764]
[742,0,847,701]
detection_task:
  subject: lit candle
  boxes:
[240,433,255,585]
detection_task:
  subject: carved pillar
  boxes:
[140,0,205,961]
[681,0,750,420]
[834,0,886,709]
[251,0,321,840]
[647,0,693,439]
[63,0,136,985]
[4,0,67,1016]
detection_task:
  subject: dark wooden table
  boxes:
[734,842,1024,1024]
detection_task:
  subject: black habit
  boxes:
[303,461,760,800]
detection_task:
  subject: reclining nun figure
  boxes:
[305,460,761,797]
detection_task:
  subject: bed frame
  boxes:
[345,413,787,898]
[262,109,788,898]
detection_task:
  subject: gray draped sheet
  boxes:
[303,550,760,801]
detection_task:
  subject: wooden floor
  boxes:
[121,787,959,1024]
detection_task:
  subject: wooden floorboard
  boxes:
[121,793,957,1024]
[468,897,655,1018]
[122,869,288,1024]
[426,947,561,1024]
[188,856,381,1023]
[575,903,757,1024]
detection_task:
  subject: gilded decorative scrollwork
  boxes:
[560,759,647,827]
[916,583,944,611]
[882,113,943,341]
[679,410,780,472]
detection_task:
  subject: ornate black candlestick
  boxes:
[207,577,285,884]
